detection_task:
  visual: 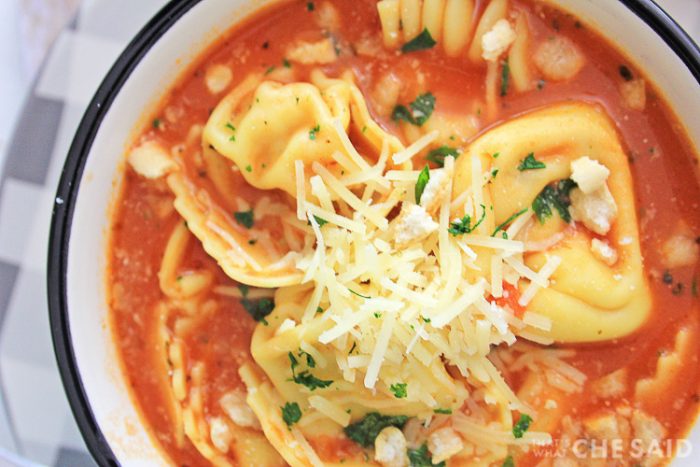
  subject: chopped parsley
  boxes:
[513,414,533,439]
[308,215,328,227]
[349,288,371,299]
[264,65,275,75]
[281,402,302,428]
[297,349,316,368]
[501,58,510,96]
[282,58,291,68]
[309,124,320,140]
[502,455,515,467]
[343,412,409,448]
[234,209,254,229]
[517,153,546,171]
[426,146,459,167]
[448,204,486,236]
[238,284,250,297]
[532,179,577,224]
[408,443,445,467]
[433,408,452,415]
[241,297,274,323]
[401,28,437,53]
[225,122,236,142]
[316,306,324,314]
[390,383,407,398]
[619,65,633,81]
[662,270,674,284]
[492,208,528,238]
[415,165,431,203]
[306,1,315,11]
[392,92,436,127]
[289,352,333,390]
[152,118,161,129]
[245,164,252,172]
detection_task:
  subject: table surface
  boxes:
[0,0,697,466]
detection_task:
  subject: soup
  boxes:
[108,0,700,465]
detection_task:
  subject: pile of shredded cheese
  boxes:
[276,122,562,418]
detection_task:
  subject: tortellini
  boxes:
[204,71,405,197]
[166,72,407,288]
[452,102,652,343]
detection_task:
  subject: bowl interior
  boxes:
[52,0,700,464]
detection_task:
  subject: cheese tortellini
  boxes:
[452,102,651,343]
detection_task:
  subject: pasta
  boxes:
[108,1,700,466]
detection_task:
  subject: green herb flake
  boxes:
[349,289,371,299]
[415,165,431,203]
[407,443,445,467]
[448,204,486,236]
[517,153,546,171]
[433,408,452,415]
[245,164,252,173]
[532,179,576,224]
[298,349,316,368]
[152,118,161,129]
[288,351,333,390]
[238,284,250,297]
[502,455,515,467]
[390,383,407,398]
[501,58,510,97]
[619,65,633,81]
[401,28,437,53]
[491,168,499,179]
[281,402,302,428]
[248,238,258,245]
[343,413,409,448]
[312,215,328,227]
[316,306,324,314]
[241,297,274,322]
[282,58,291,68]
[309,124,320,140]
[493,152,500,159]
[662,270,674,285]
[306,1,315,11]
[264,65,275,75]
[392,92,436,127]
[492,208,528,237]
[373,312,382,319]
[234,209,255,229]
[426,146,459,167]
[513,414,533,439]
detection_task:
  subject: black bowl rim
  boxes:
[47,0,700,465]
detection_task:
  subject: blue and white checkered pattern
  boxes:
[0,0,696,465]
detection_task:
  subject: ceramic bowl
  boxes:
[48,0,700,464]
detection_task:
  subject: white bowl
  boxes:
[48,0,700,464]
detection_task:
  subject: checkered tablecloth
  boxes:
[0,0,697,466]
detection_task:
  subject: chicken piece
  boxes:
[427,427,464,464]
[661,231,699,268]
[220,390,261,429]
[591,368,627,399]
[620,78,646,111]
[569,185,618,236]
[286,39,337,64]
[205,64,233,94]
[128,140,176,179]
[209,416,234,453]
[375,426,409,467]
[534,35,585,81]
[481,19,516,61]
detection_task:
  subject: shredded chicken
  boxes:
[286,39,337,64]
[570,185,618,235]
[427,427,464,464]
[374,426,409,467]
[534,35,585,81]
